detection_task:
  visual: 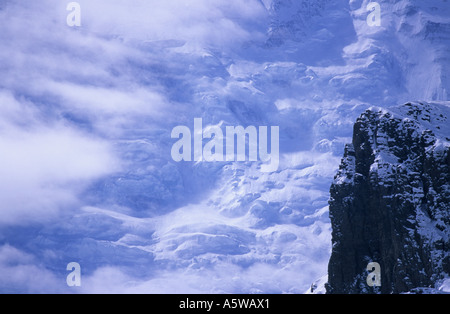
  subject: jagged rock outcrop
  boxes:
[326,102,450,294]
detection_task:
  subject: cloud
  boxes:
[0,0,268,54]
[78,0,268,48]
[0,91,120,226]
[79,257,328,294]
[0,245,67,293]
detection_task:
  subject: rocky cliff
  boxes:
[326,102,450,294]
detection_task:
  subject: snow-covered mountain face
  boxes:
[0,0,448,293]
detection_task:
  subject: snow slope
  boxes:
[0,0,449,293]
